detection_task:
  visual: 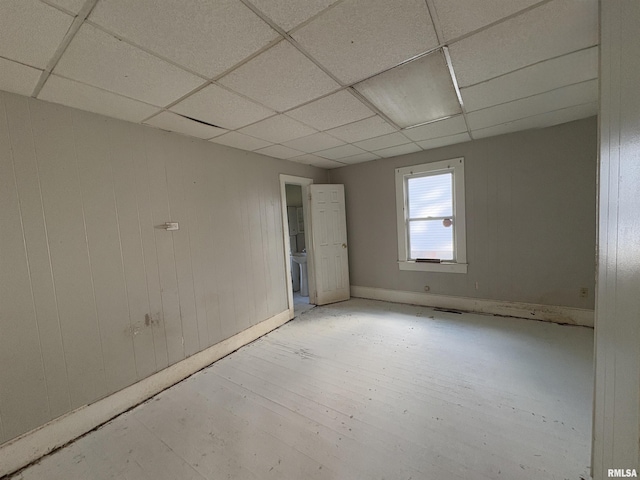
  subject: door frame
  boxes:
[279,174,316,318]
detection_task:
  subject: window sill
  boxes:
[398,261,468,274]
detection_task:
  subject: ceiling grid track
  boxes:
[242,0,479,148]
[82,21,209,81]
[472,99,599,137]
[443,47,474,140]
[441,0,556,48]
[238,0,407,131]
[31,0,100,98]
[468,77,598,113]
[424,0,444,45]
[0,0,596,166]
[462,45,599,90]
[424,0,473,140]
[344,87,403,132]
[238,0,344,86]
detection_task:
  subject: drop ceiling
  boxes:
[0,0,598,169]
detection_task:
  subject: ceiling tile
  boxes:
[285,90,375,130]
[374,143,422,158]
[238,115,317,144]
[219,40,339,111]
[354,50,461,128]
[209,131,273,151]
[292,0,438,84]
[38,75,160,123]
[248,0,340,32]
[448,0,598,87]
[255,144,305,159]
[54,24,204,106]
[353,132,412,151]
[339,152,381,164]
[282,132,345,153]
[0,58,42,96]
[290,153,329,164]
[325,115,397,143]
[311,158,347,169]
[45,0,85,15]
[431,0,544,41]
[543,103,598,128]
[0,0,73,68]
[472,102,598,139]
[89,0,279,78]
[403,115,468,141]
[290,154,346,169]
[461,46,598,112]
[466,80,597,130]
[144,111,227,139]
[417,132,471,150]
[170,84,275,130]
[315,144,367,160]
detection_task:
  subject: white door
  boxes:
[310,184,350,305]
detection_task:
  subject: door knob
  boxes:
[342,243,347,248]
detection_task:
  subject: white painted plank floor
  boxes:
[293,291,315,317]
[9,299,593,480]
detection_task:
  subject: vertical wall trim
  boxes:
[593,0,640,476]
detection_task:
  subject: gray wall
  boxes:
[330,117,597,310]
[0,91,327,444]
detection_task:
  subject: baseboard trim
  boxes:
[350,286,594,327]
[0,309,292,478]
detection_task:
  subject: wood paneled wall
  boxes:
[593,0,640,475]
[0,91,326,444]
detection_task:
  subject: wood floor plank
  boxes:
[217,354,572,478]
[10,299,593,480]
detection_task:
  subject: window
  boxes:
[395,158,467,273]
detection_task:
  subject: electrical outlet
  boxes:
[424,285,430,292]
[580,287,588,298]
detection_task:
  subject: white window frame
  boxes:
[395,157,467,273]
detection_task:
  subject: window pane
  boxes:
[407,172,452,218]
[409,219,454,260]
